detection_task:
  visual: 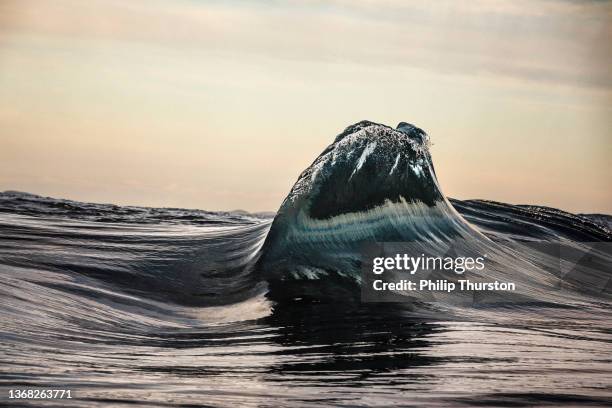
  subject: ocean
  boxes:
[1,121,611,407]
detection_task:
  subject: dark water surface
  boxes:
[0,191,611,407]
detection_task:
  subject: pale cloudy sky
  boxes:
[0,0,610,213]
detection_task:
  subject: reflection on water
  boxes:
[2,295,611,407]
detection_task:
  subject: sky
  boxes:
[0,0,610,213]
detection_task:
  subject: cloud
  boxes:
[0,0,610,90]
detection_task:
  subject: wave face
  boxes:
[257,121,610,307]
[0,121,611,407]
[258,121,479,279]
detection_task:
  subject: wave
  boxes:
[1,121,610,312]
[253,121,610,306]
[258,121,478,277]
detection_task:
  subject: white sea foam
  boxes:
[389,153,401,175]
[350,141,377,179]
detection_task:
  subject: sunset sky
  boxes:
[1,0,610,213]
